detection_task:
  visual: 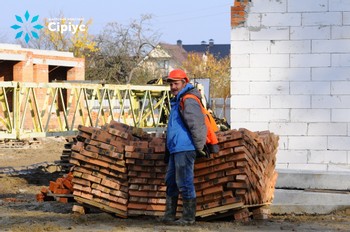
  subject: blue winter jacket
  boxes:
[166,83,207,154]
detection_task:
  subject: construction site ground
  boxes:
[0,137,349,232]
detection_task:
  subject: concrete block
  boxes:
[231,41,271,54]
[291,109,330,122]
[291,54,330,67]
[277,136,288,150]
[332,109,350,122]
[313,40,350,53]
[312,67,350,81]
[288,0,328,12]
[312,96,350,108]
[231,68,270,81]
[276,150,308,164]
[332,54,350,67]
[231,95,270,108]
[270,68,311,81]
[332,26,350,39]
[246,13,261,27]
[250,27,289,40]
[290,81,330,95]
[230,109,250,122]
[250,0,287,13]
[231,28,249,41]
[271,40,311,54]
[331,81,350,94]
[328,136,350,150]
[344,12,350,25]
[275,169,350,190]
[231,81,249,94]
[250,109,290,122]
[250,81,289,95]
[308,123,348,136]
[329,0,350,11]
[308,150,348,164]
[288,136,328,150]
[291,26,330,40]
[302,12,342,26]
[271,95,311,108]
[269,122,307,136]
[261,13,301,27]
[250,54,290,68]
[231,54,250,68]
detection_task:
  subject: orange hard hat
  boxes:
[167,69,189,83]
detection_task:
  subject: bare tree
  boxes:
[86,14,160,84]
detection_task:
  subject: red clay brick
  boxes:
[109,201,128,212]
[63,179,74,191]
[78,125,96,134]
[71,142,84,152]
[81,173,102,184]
[100,178,121,190]
[129,141,149,148]
[108,128,129,139]
[146,204,166,211]
[125,152,145,159]
[226,181,249,189]
[202,185,223,196]
[77,131,92,140]
[109,152,124,160]
[58,197,69,203]
[144,153,164,160]
[153,145,165,153]
[128,202,147,210]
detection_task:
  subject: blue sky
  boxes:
[1,0,232,45]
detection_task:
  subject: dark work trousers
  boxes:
[165,150,196,199]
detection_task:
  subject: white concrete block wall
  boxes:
[230,0,350,172]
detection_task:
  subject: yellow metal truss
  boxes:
[0,82,171,139]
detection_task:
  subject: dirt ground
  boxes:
[0,137,349,232]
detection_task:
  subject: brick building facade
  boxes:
[0,43,84,83]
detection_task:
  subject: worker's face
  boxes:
[168,80,187,96]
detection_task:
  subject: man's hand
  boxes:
[196,149,207,158]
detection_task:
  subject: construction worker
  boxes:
[160,69,207,225]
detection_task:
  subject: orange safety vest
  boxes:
[180,94,219,146]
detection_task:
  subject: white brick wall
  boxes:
[231,0,350,172]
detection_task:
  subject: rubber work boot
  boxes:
[159,195,178,223]
[175,198,196,225]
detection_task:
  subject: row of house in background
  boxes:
[143,39,230,77]
[0,39,230,84]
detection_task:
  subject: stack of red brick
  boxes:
[68,121,279,220]
[36,172,74,203]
